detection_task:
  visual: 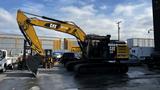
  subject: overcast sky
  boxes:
[0,0,153,40]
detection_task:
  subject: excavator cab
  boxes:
[84,35,128,62]
[85,35,111,60]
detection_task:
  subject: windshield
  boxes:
[53,52,63,58]
[0,50,6,60]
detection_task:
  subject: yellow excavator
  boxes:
[17,10,129,75]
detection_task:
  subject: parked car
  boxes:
[60,52,77,65]
[52,52,64,62]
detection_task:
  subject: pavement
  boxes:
[0,65,160,90]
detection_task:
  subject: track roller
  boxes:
[65,60,85,71]
[74,63,128,74]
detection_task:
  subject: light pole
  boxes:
[148,29,154,39]
[148,29,153,33]
[117,21,121,41]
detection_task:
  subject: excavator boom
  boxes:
[17,10,86,56]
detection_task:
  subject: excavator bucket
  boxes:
[26,54,42,76]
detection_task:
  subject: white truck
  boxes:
[0,50,8,72]
[0,49,18,72]
[130,47,154,60]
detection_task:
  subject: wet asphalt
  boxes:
[0,65,160,90]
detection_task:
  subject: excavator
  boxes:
[17,10,129,75]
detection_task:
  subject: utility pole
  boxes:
[117,21,121,41]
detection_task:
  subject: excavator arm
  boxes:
[17,10,44,56]
[17,10,86,56]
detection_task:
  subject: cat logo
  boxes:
[45,23,60,29]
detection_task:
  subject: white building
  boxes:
[0,34,61,57]
[127,38,154,49]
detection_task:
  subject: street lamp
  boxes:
[148,29,153,33]
[117,21,122,41]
